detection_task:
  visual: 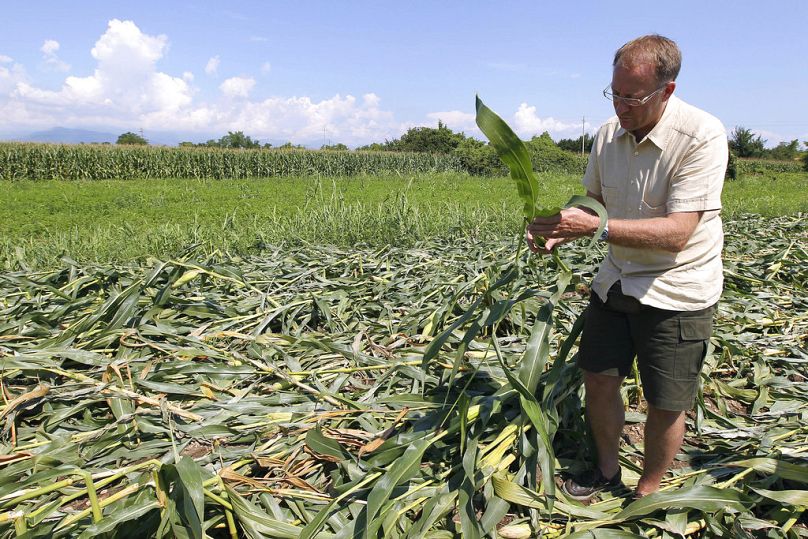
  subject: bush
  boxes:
[525,132,587,174]
[453,138,503,176]
[735,158,804,176]
[726,151,738,180]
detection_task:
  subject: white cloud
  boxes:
[205,55,220,76]
[0,20,402,145]
[41,40,60,56]
[220,76,255,98]
[0,57,27,96]
[40,39,70,72]
[260,62,271,74]
[512,103,582,138]
[7,19,192,128]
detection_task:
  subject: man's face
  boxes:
[610,63,674,138]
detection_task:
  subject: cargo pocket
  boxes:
[674,317,713,379]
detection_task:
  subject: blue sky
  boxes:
[1,0,806,147]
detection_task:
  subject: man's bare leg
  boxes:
[636,404,685,495]
[583,370,626,479]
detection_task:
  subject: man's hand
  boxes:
[525,207,600,254]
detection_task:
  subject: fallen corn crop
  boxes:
[0,211,805,537]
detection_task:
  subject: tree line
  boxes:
[116,123,807,171]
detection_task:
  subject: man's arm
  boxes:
[525,191,702,254]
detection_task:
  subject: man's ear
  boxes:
[663,81,676,100]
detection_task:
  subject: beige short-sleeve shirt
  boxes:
[583,95,728,311]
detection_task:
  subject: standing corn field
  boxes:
[0,143,466,181]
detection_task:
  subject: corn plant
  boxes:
[0,143,466,181]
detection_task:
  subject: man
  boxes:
[525,34,727,499]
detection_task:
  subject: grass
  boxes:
[0,171,805,268]
[721,172,808,216]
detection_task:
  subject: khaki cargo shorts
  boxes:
[578,281,716,411]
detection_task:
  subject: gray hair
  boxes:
[613,34,682,84]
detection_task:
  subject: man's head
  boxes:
[608,35,681,139]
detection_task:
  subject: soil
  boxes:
[621,423,644,446]
[180,440,212,458]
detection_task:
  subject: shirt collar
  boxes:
[615,94,680,151]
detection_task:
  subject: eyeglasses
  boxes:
[603,84,668,107]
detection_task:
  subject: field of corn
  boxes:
[1,142,801,182]
[1,211,806,537]
[0,143,465,181]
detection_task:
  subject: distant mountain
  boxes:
[3,128,312,148]
[24,127,119,144]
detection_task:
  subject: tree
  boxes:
[208,131,262,149]
[321,143,349,151]
[765,139,800,161]
[728,126,766,158]
[556,133,594,154]
[277,142,305,150]
[386,121,467,154]
[116,132,148,145]
[803,141,808,172]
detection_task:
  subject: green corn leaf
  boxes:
[518,269,571,395]
[175,456,205,539]
[157,457,206,539]
[305,425,353,462]
[613,485,750,521]
[365,438,431,538]
[475,96,541,220]
[225,485,326,539]
[76,498,160,539]
[493,337,556,512]
[565,530,645,538]
[458,436,483,539]
[749,486,808,506]
[491,473,610,520]
[728,458,808,484]
[564,194,608,248]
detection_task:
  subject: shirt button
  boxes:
[633,151,639,156]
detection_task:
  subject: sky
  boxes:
[1,0,806,148]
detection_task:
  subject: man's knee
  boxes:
[645,402,686,426]
[583,370,625,397]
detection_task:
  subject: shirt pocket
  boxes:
[639,199,667,218]
[601,185,620,214]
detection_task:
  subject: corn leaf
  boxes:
[475,96,542,220]
[365,438,431,538]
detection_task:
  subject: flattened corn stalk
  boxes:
[0,211,805,536]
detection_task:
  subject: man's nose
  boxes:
[614,100,631,114]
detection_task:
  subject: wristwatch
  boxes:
[599,222,609,242]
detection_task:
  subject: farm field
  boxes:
[0,171,807,536]
[1,171,806,268]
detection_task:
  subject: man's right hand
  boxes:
[525,228,572,254]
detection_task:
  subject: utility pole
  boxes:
[581,116,585,157]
